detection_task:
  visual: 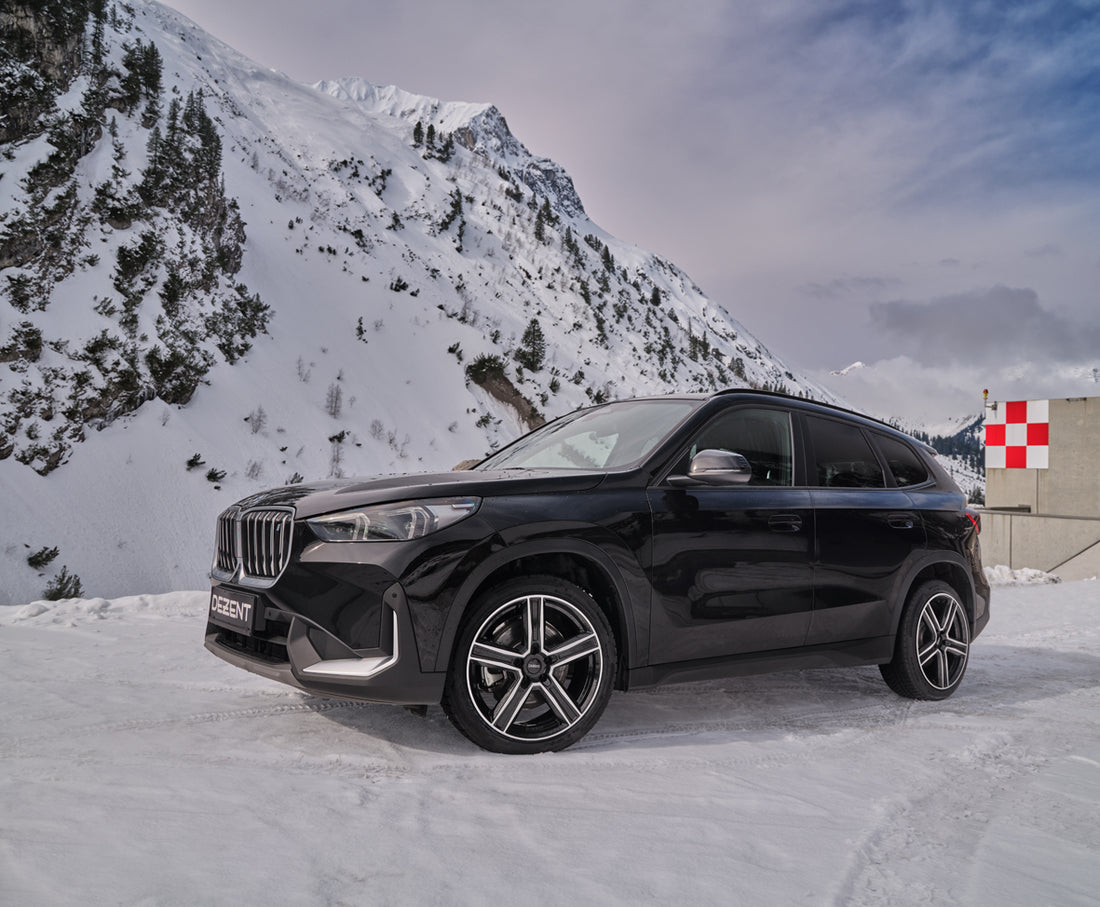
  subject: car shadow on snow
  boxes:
[306,643,1100,755]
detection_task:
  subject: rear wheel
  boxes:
[880,580,971,700]
[443,576,616,754]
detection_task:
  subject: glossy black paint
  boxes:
[205,390,989,711]
[647,485,816,661]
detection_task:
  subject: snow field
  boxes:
[1,578,1097,905]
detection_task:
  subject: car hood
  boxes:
[231,469,608,519]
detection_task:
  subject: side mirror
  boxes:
[669,449,753,486]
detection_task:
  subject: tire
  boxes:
[442,576,616,754]
[880,580,971,700]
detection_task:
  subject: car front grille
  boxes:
[214,506,294,586]
[240,509,294,579]
[215,510,237,574]
[214,627,290,665]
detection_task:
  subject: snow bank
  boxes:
[984,564,1063,586]
[0,590,205,627]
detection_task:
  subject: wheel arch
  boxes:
[433,538,637,689]
[889,552,978,637]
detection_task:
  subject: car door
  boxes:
[803,416,926,645]
[645,406,814,664]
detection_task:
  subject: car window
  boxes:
[479,398,700,471]
[519,429,617,470]
[805,416,885,488]
[874,434,930,487]
[675,407,793,486]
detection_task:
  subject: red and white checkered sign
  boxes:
[985,399,1049,469]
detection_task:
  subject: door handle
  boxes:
[887,514,915,530]
[768,514,802,533]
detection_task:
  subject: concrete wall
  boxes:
[981,510,1100,581]
[986,397,1100,517]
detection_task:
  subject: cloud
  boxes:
[1025,243,1061,259]
[166,0,1100,420]
[801,275,902,299]
[813,353,1100,426]
[869,285,1100,366]
[811,356,986,424]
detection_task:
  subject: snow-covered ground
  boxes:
[1,574,1097,905]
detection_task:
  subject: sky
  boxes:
[164,0,1100,424]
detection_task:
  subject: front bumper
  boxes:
[204,580,445,706]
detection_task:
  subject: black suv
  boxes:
[206,390,989,753]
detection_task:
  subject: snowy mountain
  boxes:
[0,1,836,604]
[913,416,985,504]
[830,361,866,377]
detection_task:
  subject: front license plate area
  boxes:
[209,587,260,635]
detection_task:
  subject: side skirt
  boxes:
[627,636,895,690]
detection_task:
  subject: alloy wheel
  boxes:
[915,591,970,691]
[465,592,605,743]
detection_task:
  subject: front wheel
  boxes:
[442,576,616,754]
[880,580,971,700]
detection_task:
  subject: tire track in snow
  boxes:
[1,698,367,752]
[828,731,1047,906]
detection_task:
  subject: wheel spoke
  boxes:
[491,677,531,732]
[470,641,524,672]
[917,639,940,665]
[919,606,940,638]
[539,676,583,727]
[936,651,950,687]
[944,638,969,659]
[940,598,963,633]
[524,595,544,653]
[546,631,600,667]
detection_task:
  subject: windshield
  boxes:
[477,398,701,471]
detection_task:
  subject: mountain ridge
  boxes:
[1,0,836,603]
[315,77,588,218]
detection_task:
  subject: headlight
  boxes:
[307,496,481,542]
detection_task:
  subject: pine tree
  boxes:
[412,120,424,146]
[534,202,546,243]
[140,125,164,202]
[140,44,163,127]
[540,197,555,226]
[439,189,463,232]
[120,39,163,122]
[439,133,454,161]
[535,197,555,243]
[142,43,163,96]
[120,43,144,106]
[88,10,106,73]
[516,318,546,372]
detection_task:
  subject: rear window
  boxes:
[805,416,885,488]
[875,434,930,487]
